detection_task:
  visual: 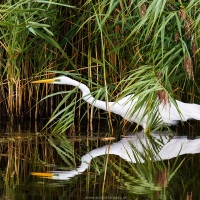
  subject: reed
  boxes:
[0,0,75,118]
[0,0,199,132]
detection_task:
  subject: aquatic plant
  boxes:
[0,1,199,131]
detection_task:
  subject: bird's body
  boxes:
[32,75,200,131]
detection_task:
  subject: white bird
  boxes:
[32,75,200,131]
[31,131,200,180]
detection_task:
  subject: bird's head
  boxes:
[32,75,79,86]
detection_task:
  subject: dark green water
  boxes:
[0,120,200,200]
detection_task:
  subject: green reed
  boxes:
[0,0,74,118]
[0,0,199,132]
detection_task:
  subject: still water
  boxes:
[0,120,200,200]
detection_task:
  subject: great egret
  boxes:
[32,75,200,131]
[32,131,200,180]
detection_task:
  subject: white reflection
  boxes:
[50,131,200,180]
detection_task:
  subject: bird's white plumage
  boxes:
[32,76,200,181]
[50,76,200,131]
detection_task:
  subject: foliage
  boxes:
[0,0,74,117]
[0,0,199,131]
[1,2,199,199]
[47,0,200,133]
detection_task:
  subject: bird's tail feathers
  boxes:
[187,104,200,120]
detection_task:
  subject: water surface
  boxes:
[0,120,200,199]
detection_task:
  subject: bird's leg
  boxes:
[142,125,151,136]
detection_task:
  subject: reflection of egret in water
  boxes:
[32,131,200,180]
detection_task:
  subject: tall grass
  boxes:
[1,2,199,199]
[0,0,199,131]
[0,0,74,118]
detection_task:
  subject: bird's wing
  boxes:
[175,100,200,120]
[159,101,181,125]
[160,99,200,124]
[116,94,135,106]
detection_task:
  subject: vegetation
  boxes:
[0,0,199,126]
[0,0,199,132]
[1,1,200,199]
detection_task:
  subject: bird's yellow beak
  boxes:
[32,78,56,84]
[31,172,53,178]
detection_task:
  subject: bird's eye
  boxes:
[55,78,61,82]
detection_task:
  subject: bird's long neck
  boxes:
[78,83,111,111]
